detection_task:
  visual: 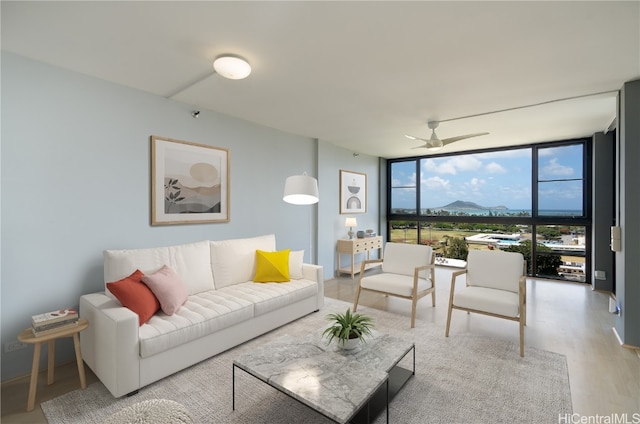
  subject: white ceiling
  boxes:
[2,1,638,159]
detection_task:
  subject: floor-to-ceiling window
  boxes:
[388,139,591,283]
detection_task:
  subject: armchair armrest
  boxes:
[448,268,468,307]
[79,292,141,397]
[519,275,527,324]
[412,263,437,291]
[450,268,468,286]
[359,258,384,274]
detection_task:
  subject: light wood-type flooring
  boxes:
[2,266,639,423]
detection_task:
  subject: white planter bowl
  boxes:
[339,338,361,350]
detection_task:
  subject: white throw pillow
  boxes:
[289,250,304,279]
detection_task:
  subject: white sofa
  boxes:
[79,234,324,398]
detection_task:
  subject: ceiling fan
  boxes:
[405,121,489,151]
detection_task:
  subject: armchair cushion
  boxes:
[466,250,524,292]
[381,243,431,276]
[453,286,520,317]
[360,273,433,297]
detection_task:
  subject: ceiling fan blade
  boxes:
[405,134,430,143]
[441,132,489,145]
[406,135,438,150]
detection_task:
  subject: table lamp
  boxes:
[345,217,357,239]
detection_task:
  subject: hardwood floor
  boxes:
[2,266,638,423]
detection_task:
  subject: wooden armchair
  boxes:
[445,249,527,356]
[353,242,435,328]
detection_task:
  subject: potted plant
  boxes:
[322,308,374,350]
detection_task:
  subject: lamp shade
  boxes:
[345,217,358,227]
[283,174,319,205]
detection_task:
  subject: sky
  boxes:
[391,144,584,212]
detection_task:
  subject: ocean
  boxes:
[415,208,583,217]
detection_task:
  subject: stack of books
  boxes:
[31,308,79,336]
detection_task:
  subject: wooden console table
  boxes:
[337,236,383,279]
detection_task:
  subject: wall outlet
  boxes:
[4,340,28,353]
[595,270,606,280]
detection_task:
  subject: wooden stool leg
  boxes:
[73,333,86,389]
[47,341,55,385]
[26,342,42,412]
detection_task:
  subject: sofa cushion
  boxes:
[210,234,276,289]
[254,249,290,283]
[218,279,318,317]
[104,240,214,298]
[138,290,255,358]
[142,265,188,315]
[106,270,160,326]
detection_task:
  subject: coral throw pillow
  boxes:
[141,265,188,315]
[254,249,290,283]
[106,269,160,326]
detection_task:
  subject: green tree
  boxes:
[444,237,468,260]
[503,240,562,276]
[537,227,562,240]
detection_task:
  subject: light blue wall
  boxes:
[318,142,381,281]
[0,52,380,380]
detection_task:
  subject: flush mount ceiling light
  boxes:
[213,55,251,80]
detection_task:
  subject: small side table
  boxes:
[17,318,89,411]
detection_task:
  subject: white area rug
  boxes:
[42,298,572,423]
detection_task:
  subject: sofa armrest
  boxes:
[302,263,324,310]
[79,292,141,397]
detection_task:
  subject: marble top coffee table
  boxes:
[232,331,415,424]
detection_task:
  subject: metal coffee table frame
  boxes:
[232,334,415,424]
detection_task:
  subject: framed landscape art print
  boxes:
[340,169,367,214]
[151,136,229,225]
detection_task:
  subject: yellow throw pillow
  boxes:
[254,249,291,283]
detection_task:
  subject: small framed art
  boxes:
[340,169,367,214]
[151,136,229,225]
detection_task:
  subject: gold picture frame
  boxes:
[340,169,367,214]
[151,136,229,225]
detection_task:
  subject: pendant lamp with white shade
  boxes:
[283,173,319,205]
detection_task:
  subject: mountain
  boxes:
[438,200,508,210]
